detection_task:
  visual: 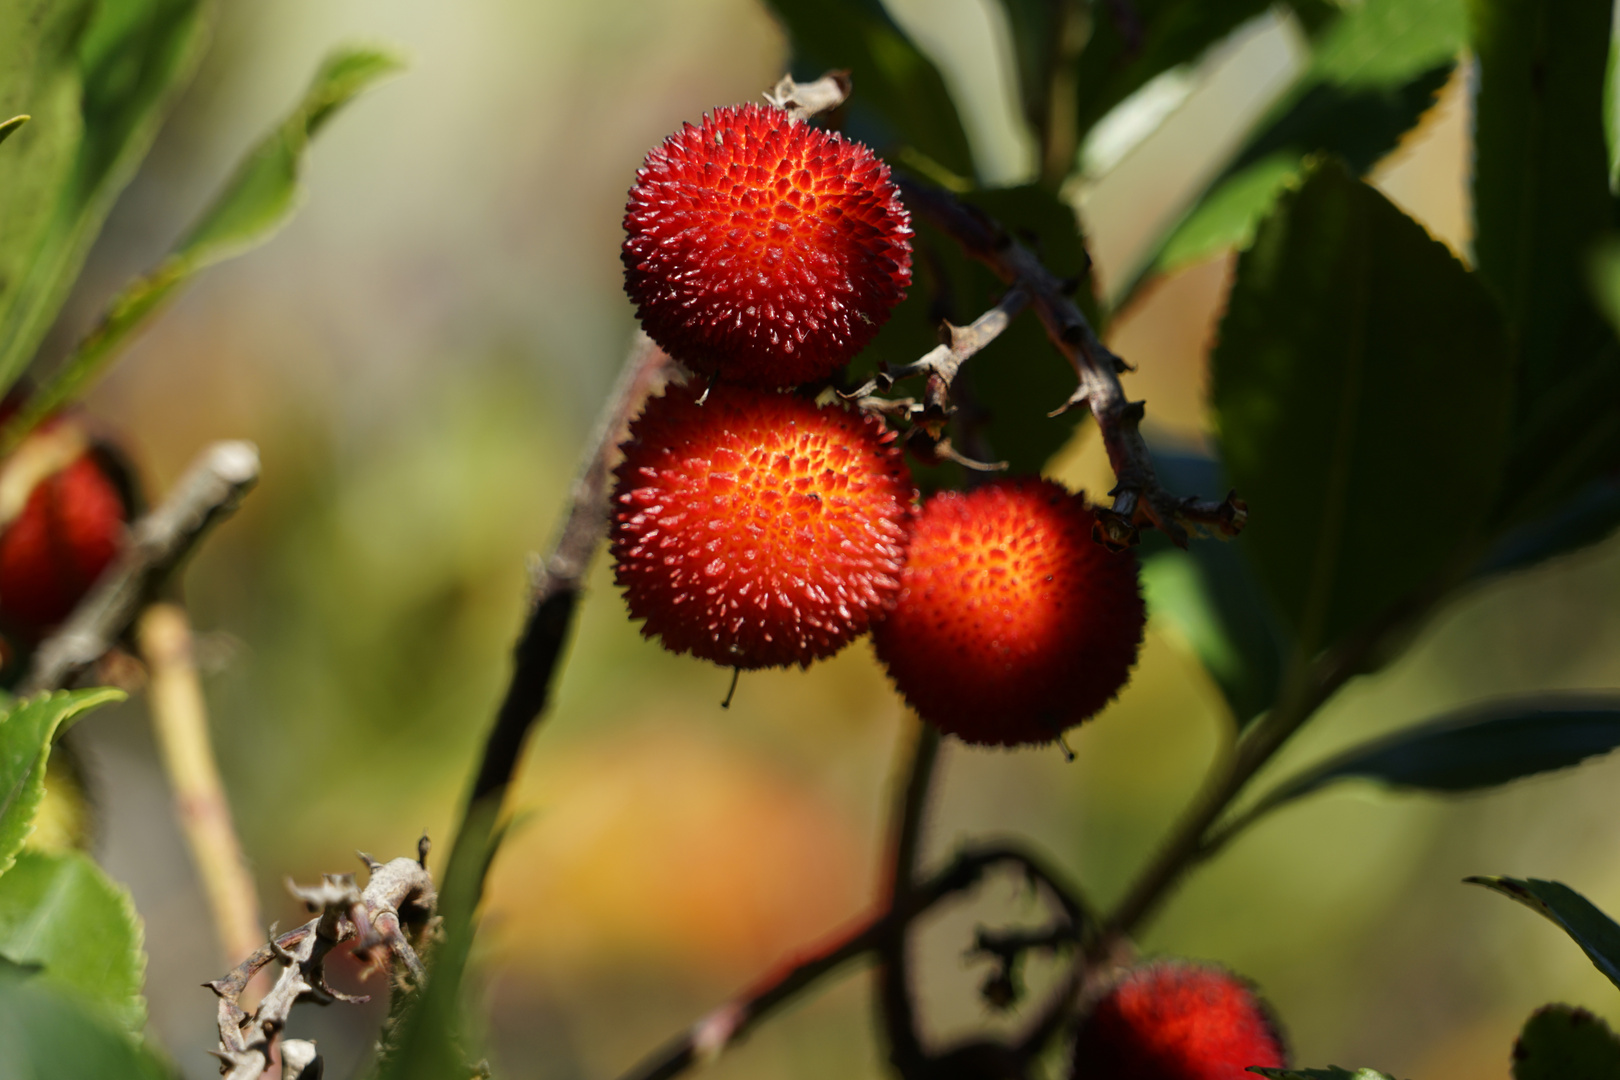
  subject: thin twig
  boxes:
[897,178,1246,551]
[138,601,264,973]
[614,842,1084,1080]
[22,440,260,694]
[879,721,941,1076]
[206,850,436,1080]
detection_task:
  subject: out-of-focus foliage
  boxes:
[0,850,146,1034]
[0,960,168,1080]
[0,0,209,397]
[0,690,123,877]
[6,45,404,453]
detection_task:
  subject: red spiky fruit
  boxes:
[622,103,912,388]
[0,431,131,638]
[1072,961,1289,1080]
[610,382,913,669]
[871,477,1143,747]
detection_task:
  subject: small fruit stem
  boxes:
[138,601,266,983]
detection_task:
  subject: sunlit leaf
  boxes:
[0,115,28,146]
[1211,160,1511,657]
[1467,876,1620,992]
[0,960,166,1080]
[0,689,125,878]
[1512,1005,1620,1080]
[0,0,210,398]
[763,0,975,179]
[0,850,145,1034]
[1140,0,1463,292]
[8,45,405,447]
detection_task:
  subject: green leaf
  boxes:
[1245,697,1620,823]
[1211,160,1512,658]
[0,961,167,1080]
[0,0,210,399]
[1139,448,1288,727]
[1466,876,1620,993]
[1251,1070,1402,1080]
[0,689,125,878]
[1070,0,1273,151]
[0,850,145,1034]
[1512,1005,1620,1080]
[10,44,405,443]
[1473,475,1620,579]
[1143,0,1464,286]
[763,0,976,179]
[0,115,28,147]
[1471,0,1616,406]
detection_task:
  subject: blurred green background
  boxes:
[45,0,1620,1076]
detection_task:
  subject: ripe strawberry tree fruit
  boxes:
[622,103,913,388]
[872,476,1144,747]
[0,420,134,641]
[609,382,913,670]
[1071,961,1289,1080]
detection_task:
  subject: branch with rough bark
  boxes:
[206,842,436,1080]
[896,177,1247,551]
[22,440,261,694]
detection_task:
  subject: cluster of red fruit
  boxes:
[612,102,1145,746]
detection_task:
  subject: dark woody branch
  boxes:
[615,841,1092,1080]
[895,177,1247,551]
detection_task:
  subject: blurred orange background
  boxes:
[47,2,1620,1077]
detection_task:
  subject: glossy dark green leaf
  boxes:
[0,0,209,396]
[992,0,1063,141]
[1247,698,1620,824]
[1211,160,1512,657]
[0,961,167,1080]
[1251,1070,1401,1080]
[1512,1005,1620,1080]
[1471,0,1616,406]
[0,850,145,1034]
[1069,0,1272,150]
[1473,475,1620,579]
[1139,448,1288,727]
[1467,876,1620,992]
[0,689,125,878]
[763,0,975,179]
[1144,0,1463,287]
[10,45,403,444]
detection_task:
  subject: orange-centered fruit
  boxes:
[610,383,913,669]
[872,477,1144,747]
[1072,961,1289,1080]
[622,103,912,388]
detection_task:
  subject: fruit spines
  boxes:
[623,103,912,388]
[872,476,1144,747]
[610,382,913,669]
[1071,960,1289,1080]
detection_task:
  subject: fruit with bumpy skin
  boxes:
[610,382,913,669]
[622,103,912,388]
[0,429,132,638]
[872,477,1143,747]
[1072,961,1289,1080]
